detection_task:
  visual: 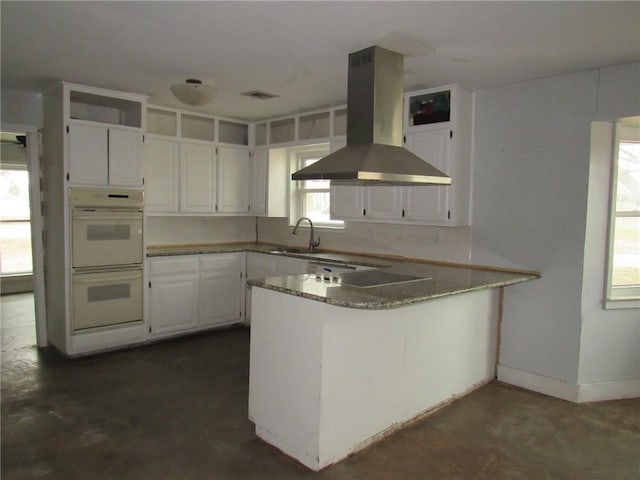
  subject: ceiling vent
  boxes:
[241,90,279,100]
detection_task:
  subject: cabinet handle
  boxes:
[402,209,405,217]
[363,208,366,216]
[449,130,453,139]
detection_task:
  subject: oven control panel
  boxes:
[69,187,143,208]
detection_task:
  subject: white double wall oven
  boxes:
[70,187,144,331]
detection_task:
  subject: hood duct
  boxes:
[291,46,451,186]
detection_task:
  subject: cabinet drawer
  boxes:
[149,256,199,275]
[199,252,242,271]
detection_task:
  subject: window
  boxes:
[605,119,640,306]
[290,145,343,228]
[0,168,32,275]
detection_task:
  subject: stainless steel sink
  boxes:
[268,247,312,255]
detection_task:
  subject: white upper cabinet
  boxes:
[217,146,251,214]
[330,185,364,220]
[403,128,450,223]
[250,147,288,218]
[67,124,143,186]
[67,123,108,185]
[251,149,268,216]
[64,83,146,187]
[403,85,473,226]
[180,142,217,212]
[108,129,144,186]
[145,105,253,216]
[144,137,179,212]
[365,186,403,220]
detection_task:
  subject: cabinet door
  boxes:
[251,149,268,216]
[403,129,450,223]
[109,129,143,186]
[148,257,199,336]
[217,146,250,213]
[144,138,179,212]
[68,123,108,185]
[199,254,243,327]
[364,186,403,220]
[180,143,216,212]
[330,185,364,220]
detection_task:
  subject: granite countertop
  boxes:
[147,242,539,310]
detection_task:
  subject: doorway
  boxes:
[0,124,46,347]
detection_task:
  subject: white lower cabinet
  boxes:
[148,252,244,338]
[199,254,244,327]
[148,256,199,336]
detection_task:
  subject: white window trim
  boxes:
[289,144,344,229]
[604,120,640,309]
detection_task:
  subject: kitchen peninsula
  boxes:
[246,252,538,471]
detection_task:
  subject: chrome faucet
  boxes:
[293,217,320,252]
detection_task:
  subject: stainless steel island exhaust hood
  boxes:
[291,46,451,186]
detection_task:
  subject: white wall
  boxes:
[257,218,471,264]
[471,62,640,398]
[1,88,43,127]
[579,121,640,389]
[146,216,256,246]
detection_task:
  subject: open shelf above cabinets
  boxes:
[146,106,249,146]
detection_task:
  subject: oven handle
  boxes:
[73,211,143,221]
[73,271,142,284]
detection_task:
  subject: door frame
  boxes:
[2,122,47,347]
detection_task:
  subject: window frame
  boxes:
[604,120,640,309]
[289,144,344,229]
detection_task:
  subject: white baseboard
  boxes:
[498,365,640,403]
[577,379,640,403]
[497,365,579,402]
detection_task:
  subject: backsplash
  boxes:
[146,216,256,246]
[257,218,471,264]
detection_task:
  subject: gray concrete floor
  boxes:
[2,293,639,479]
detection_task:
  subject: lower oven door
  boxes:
[72,268,143,331]
[72,209,143,268]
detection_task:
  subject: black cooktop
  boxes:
[340,270,431,288]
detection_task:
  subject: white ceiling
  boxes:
[2,1,639,122]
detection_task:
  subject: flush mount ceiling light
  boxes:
[170,79,217,106]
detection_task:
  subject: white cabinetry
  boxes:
[403,128,450,223]
[64,84,145,187]
[109,128,144,186]
[67,122,143,187]
[143,137,179,212]
[148,256,199,336]
[199,254,243,326]
[41,82,147,356]
[217,146,251,214]
[365,186,403,220]
[148,252,244,338]
[250,148,288,217]
[180,142,217,212]
[403,85,472,226]
[67,123,108,185]
[330,85,472,226]
[145,106,254,216]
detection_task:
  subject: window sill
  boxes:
[604,298,640,310]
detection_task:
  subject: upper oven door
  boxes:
[72,209,143,268]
